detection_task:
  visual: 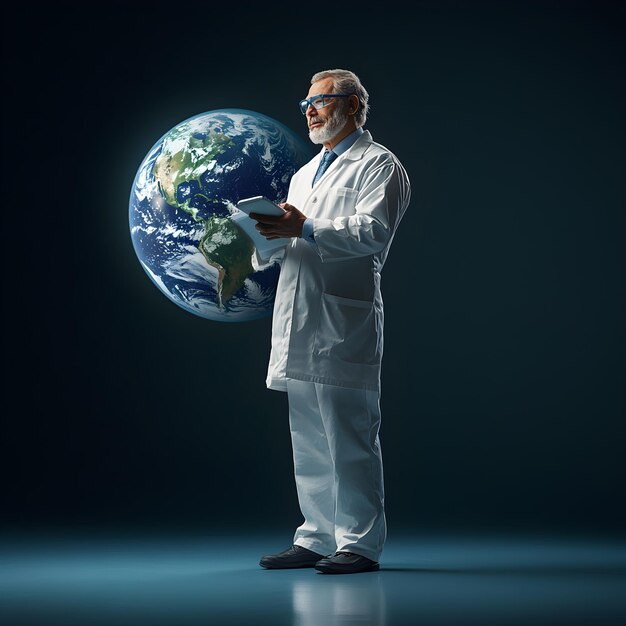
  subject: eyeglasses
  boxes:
[298,93,353,115]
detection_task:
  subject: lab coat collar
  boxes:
[313,129,372,164]
[302,130,372,201]
[341,129,372,161]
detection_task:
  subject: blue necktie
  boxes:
[312,150,337,187]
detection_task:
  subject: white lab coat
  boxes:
[254,130,411,392]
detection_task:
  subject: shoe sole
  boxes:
[315,563,380,575]
[259,560,321,569]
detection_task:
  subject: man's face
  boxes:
[305,78,349,145]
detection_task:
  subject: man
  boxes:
[250,69,410,575]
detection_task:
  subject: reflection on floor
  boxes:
[1,531,625,625]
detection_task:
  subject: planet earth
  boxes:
[129,109,312,321]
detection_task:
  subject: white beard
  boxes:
[309,106,349,144]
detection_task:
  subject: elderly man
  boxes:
[252,69,411,575]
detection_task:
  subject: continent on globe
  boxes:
[152,128,234,220]
[129,109,312,322]
[199,217,254,306]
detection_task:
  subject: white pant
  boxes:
[286,378,387,562]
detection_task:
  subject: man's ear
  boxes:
[349,94,359,115]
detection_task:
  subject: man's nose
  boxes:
[306,104,317,117]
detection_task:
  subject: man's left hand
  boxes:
[250,203,307,239]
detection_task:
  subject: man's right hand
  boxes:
[250,203,308,239]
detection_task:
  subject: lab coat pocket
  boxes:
[332,187,358,216]
[314,292,377,364]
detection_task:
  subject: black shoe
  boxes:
[259,545,325,569]
[314,551,380,575]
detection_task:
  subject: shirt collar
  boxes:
[328,127,364,157]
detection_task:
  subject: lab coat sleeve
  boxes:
[251,245,286,271]
[311,156,409,263]
[250,174,303,270]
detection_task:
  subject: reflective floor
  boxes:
[1,531,625,625]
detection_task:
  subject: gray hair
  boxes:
[310,69,369,128]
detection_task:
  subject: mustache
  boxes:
[309,116,324,126]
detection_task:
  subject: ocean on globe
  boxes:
[129,109,312,321]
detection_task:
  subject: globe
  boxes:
[129,109,312,321]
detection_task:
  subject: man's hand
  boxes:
[249,203,307,240]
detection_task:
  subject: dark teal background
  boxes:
[2,1,624,536]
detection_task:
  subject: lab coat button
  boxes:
[311,197,317,203]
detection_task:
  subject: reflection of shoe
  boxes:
[315,551,380,575]
[260,545,325,569]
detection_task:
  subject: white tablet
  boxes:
[236,196,285,217]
